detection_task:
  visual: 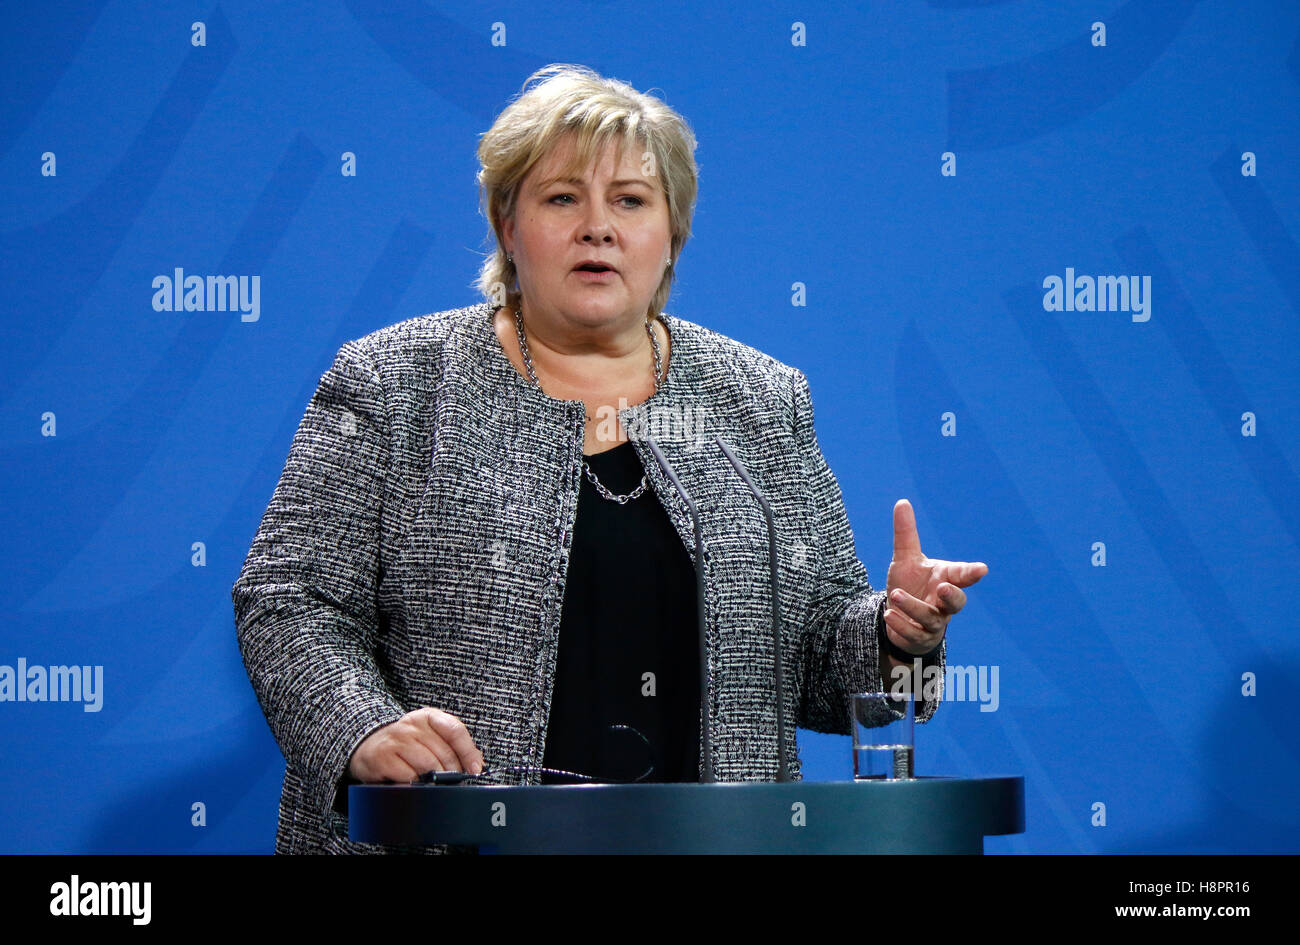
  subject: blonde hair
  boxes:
[474,64,699,319]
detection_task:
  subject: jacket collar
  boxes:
[466,301,712,564]
[469,300,694,422]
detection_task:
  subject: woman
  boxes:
[232,64,987,854]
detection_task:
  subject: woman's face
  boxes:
[502,135,672,331]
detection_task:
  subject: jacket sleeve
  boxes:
[790,368,945,734]
[232,339,408,822]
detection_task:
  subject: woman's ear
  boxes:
[500,212,515,255]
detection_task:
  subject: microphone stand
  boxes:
[716,437,791,782]
[644,439,716,784]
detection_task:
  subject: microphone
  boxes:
[643,438,716,784]
[715,437,791,782]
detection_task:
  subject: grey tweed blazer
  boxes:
[232,300,945,854]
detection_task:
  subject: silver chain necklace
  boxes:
[513,302,662,504]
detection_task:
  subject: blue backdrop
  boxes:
[2,0,1297,854]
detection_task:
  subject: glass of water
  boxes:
[851,691,915,780]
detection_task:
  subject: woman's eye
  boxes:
[548,194,643,207]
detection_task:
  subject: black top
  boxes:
[541,439,701,784]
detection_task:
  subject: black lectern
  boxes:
[350,776,1024,853]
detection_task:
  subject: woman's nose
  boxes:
[579,202,613,241]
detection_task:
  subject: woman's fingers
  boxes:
[349,707,485,782]
[407,728,461,773]
[888,587,944,633]
[384,749,422,782]
[938,583,967,614]
[884,606,935,654]
[422,708,485,774]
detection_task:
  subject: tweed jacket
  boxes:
[232,300,945,854]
